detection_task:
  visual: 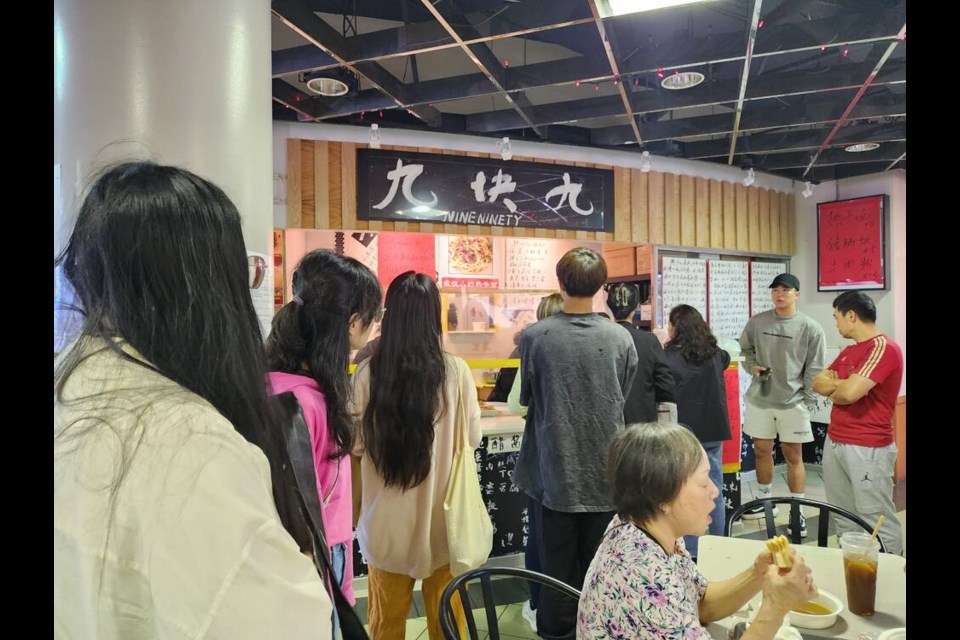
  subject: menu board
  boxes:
[476,444,528,557]
[750,261,786,315]
[377,232,435,293]
[661,257,708,321]
[505,238,555,290]
[707,260,749,341]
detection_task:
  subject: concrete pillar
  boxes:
[54,0,273,257]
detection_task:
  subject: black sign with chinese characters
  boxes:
[357,148,614,232]
[476,438,529,557]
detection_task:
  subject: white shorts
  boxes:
[743,403,813,443]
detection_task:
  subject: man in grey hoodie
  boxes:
[739,273,826,537]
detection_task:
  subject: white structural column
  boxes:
[53,0,273,257]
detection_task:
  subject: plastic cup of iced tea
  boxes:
[839,531,881,616]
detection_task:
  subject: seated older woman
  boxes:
[578,422,817,640]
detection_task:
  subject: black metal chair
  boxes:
[439,567,581,640]
[726,496,887,553]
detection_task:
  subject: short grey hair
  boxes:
[608,422,703,523]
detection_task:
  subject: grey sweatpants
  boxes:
[822,436,903,556]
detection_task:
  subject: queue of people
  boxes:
[54,161,903,640]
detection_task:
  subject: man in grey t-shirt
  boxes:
[739,273,826,537]
[513,248,638,639]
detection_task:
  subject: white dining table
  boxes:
[697,535,906,639]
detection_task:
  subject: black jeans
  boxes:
[535,503,615,640]
[525,496,542,609]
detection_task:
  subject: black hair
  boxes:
[666,304,719,364]
[266,249,382,459]
[361,272,448,490]
[833,291,877,323]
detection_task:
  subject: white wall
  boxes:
[792,170,906,395]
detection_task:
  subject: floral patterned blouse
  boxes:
[577,515,710,639]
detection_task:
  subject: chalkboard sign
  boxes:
[476,437,528,556]
[817,194,887,291]
[661,257,707,321]
[707,260,749,341]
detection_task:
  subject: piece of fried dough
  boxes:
[764,535,794,569]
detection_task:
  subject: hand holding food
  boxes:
[765,535,794,569]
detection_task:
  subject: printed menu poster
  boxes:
[377,233,436,293]
[438,235,503,289]
[661,256,707,321]
[707,260,749,341]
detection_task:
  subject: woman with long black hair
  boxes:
[265,249,382,625]
[54,161,332,639]
[350,271,480,640]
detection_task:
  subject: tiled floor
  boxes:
[354,465,906,639]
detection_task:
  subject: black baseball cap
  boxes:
[769,273,800,290]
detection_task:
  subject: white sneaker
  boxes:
[521,601,537,633]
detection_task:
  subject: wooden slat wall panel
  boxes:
[679,175,696,247]
[769,190,781,254]
[747,186,760,252]
[709,179,723,248]
[735,184,749,251]
[648,171,665,244]
[780,192,792,255]
[300,141,315,229]
[341,143,359,230]
[723,181,737,251]
[613,167,632,242]
[328,142,342,229]
[286,139,302,228]
[313,141,330,229]
[665,173,681,246]
[284,138,799,256]
[759,188,771,253]
[630,170,648,244]
[695,177,710,248]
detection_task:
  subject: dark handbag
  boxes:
[274,392,369,640]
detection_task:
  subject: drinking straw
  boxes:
[869,515,885,545]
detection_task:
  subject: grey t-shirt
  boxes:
[739,309,826,410]
[513,312,638,512]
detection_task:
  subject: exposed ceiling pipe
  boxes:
[586,0,642,145]
[726,0,763,165]
[801,24,906,178]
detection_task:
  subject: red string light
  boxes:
[295,96,301,102]
[379,110,384,118]
[504,59,510,68]
[575,79,581,87]
[758,19,764,28]
[820,45,827,51]
[842,48,849,57]
[657,68,664,79]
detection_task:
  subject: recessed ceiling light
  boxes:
[844,142,880,153]
[661,71,705,90]
[306,77,349,97]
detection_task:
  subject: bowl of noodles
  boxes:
[448,237,494,274]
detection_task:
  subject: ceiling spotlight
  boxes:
[844,142,880,153]
[369,123,381,149]
[802,181,814,198]
[743,167,756,187]
[639,150,652,173]
[497,136,513,161]
[660,71,705,90]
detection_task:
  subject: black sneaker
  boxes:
[787,513,808,538]
[741,502,779,520]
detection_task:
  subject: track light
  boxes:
[369,123,381,149]
[496,136,512,161]
[742,167,755,187]
[639,150,652,173]
[802,181,814,198]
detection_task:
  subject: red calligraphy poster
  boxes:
[376,233,436,294]
[817,195,887,290]
[722,367,741,470]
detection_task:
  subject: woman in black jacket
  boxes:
[664,304,731,558]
